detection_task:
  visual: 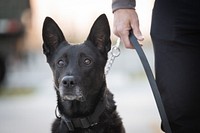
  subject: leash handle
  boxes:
[129,33,172,133]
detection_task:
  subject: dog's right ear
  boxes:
[42,17,66,59]
[87,14,111,54]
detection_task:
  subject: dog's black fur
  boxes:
[42,14,125,133]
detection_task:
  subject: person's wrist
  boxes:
[113,8,135,15]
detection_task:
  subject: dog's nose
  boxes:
[61,76,76,88]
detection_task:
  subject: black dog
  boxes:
[42,14,125,133]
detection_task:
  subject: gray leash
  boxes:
[129,33,172,133]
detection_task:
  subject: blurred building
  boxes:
[0,0,31,84]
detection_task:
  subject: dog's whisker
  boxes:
[76,95,86,102]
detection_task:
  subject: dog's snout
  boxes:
[61,76,76,87]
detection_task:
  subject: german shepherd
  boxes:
[42,14,125,133]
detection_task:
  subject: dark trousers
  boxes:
[151,0,200,132]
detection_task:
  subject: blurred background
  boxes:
[0,0,164,133]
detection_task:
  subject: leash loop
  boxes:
[55,105,61,119]
[111,46,120,57]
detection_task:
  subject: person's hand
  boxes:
[113,9,144,49]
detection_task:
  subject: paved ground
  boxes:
[0,46,164,133]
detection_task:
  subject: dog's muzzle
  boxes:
[59,76,85,102]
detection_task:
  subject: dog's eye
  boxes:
[57,60,65,67]
[84,58,92,65]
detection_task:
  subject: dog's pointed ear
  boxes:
[42,17,66,58]
[87,14,111,53]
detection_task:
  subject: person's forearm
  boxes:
[112,0,136,12]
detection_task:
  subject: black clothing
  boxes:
[151,0,200,132]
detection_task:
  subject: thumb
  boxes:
[132,26,144,41]
[130,10,144,41]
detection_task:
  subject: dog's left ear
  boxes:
[87,14,111,53]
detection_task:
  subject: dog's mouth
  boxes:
[62,94,85,102]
